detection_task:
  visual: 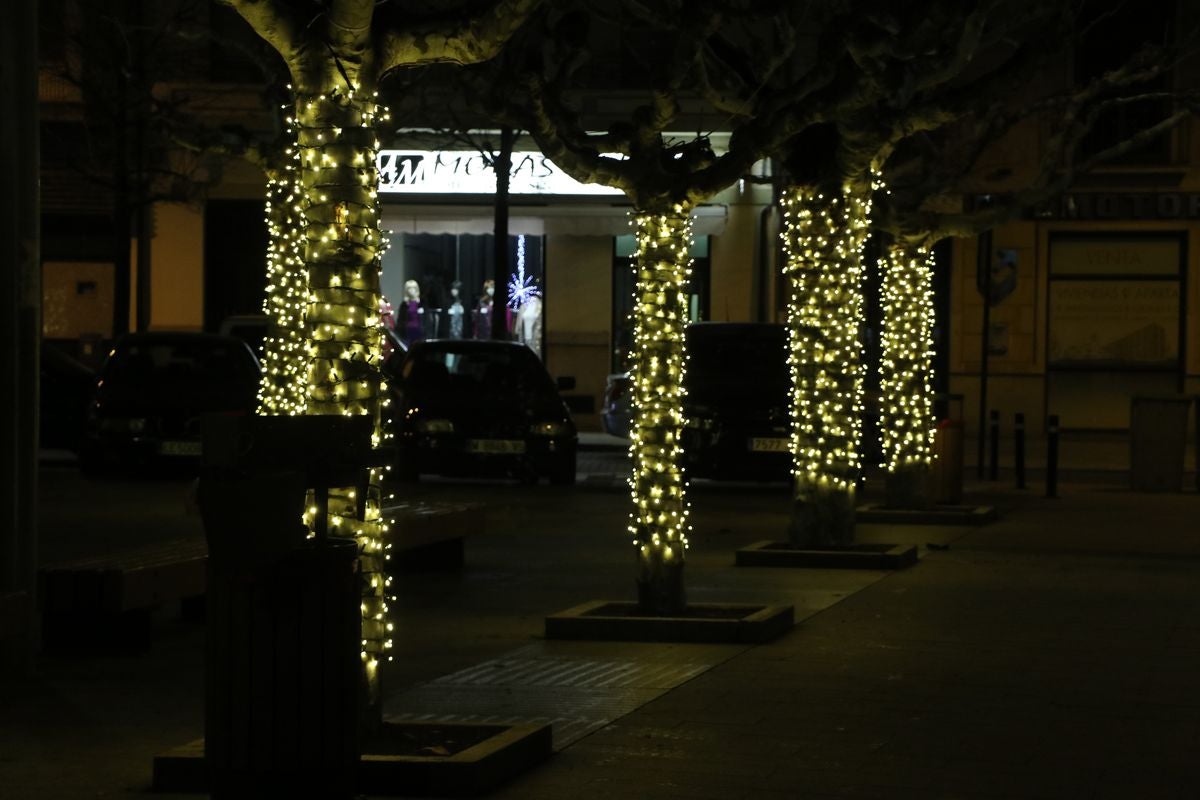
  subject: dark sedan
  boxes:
[80,332,261,473]
[385,340,578,484]
[680,322,793,481]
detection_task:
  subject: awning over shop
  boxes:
[381,204,728,237]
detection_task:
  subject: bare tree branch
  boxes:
[377,0,544,74]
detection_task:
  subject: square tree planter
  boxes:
[855,502,997,526]
[735,540,919,570]
[545,599,794,644]
[358,720,552,797]
[153,720,551,797]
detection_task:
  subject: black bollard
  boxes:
[1015,412,1026,489]
[1046,414,1059,498]
[988,410,1000,481]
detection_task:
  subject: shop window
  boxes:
[1046,232,1184,429]
[610,234,710,373]
[382,232,546,359]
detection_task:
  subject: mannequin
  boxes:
[473,279,495,340]
[446,280,465,339]
[398,279,424,345]
[514,295,543,358]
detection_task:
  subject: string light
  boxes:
[258,86,397,664]
[257,114,310,416]
[780,177,878,508]
[879,240,936,473]
[627,205,693,603]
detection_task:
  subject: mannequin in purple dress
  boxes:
[398,279,424,345]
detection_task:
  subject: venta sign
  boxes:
[376,150,623,196]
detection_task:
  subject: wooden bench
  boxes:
[381,501,481,572]
[36,499,479,647]
[39,538,208,649]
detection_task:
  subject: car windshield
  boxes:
[405,345,554,404]
[105,340,259,384]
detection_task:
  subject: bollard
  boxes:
[1046,414,1059,498]
[1015,412,1026,489]
[988,410,1000,481]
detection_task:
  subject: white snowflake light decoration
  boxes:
[507,235,540,309]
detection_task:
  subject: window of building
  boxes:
[382,232,546,359]
[1046,232,1184,429]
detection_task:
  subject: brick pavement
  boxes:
[6,456,1200,799]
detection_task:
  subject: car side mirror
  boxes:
[555,375,576,392]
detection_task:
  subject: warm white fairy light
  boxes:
[879,240,936,471]
[780,178,878,497]
[257,115,310,416]
[627,205,693,597]
[287,85,395,663]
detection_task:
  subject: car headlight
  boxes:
[530,421,566,436]
[416,418,454,433]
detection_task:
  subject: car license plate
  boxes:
[468,439,526,455]
[750,437,789,453]
[159,440,202,456]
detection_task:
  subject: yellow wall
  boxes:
[710,182,769,322]
[545,234,611,430]
[950,218,1200,434]
[146,202,205,331]
[42,261,114,340]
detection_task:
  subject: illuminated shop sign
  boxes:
[376,150,624,196]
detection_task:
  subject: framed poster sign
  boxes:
[1047,234,1182,369]
[1047,280,1179,367]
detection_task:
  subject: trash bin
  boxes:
[931,418,964,505]
[1130,394,1192,492]
[199,414,369,800]
[205,537,361,799]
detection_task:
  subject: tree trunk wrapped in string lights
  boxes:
[225,0,544,727]
[879,238,936,508]
[292,87,394,691]
[257,127,310,416]
[628,204,694,615]
[781,182,874,547]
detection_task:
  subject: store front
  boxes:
[376,146,732,425]
[382,232,546,356]
[949,192,1200,437]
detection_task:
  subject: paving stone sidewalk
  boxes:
[488,486,1200,800]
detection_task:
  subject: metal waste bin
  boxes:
[200,469,361,800]
[199,415,375,799]
[1130,394,1192,492]
[931,419,964,505]
[930,393,965,505]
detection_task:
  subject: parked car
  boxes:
[40,344,97,452]
[680,322,792,481]
[80,332,261,473]
[384,339,578,484]
[600,371,633,438]
[603,322,884,481]
[217,313,269,356]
